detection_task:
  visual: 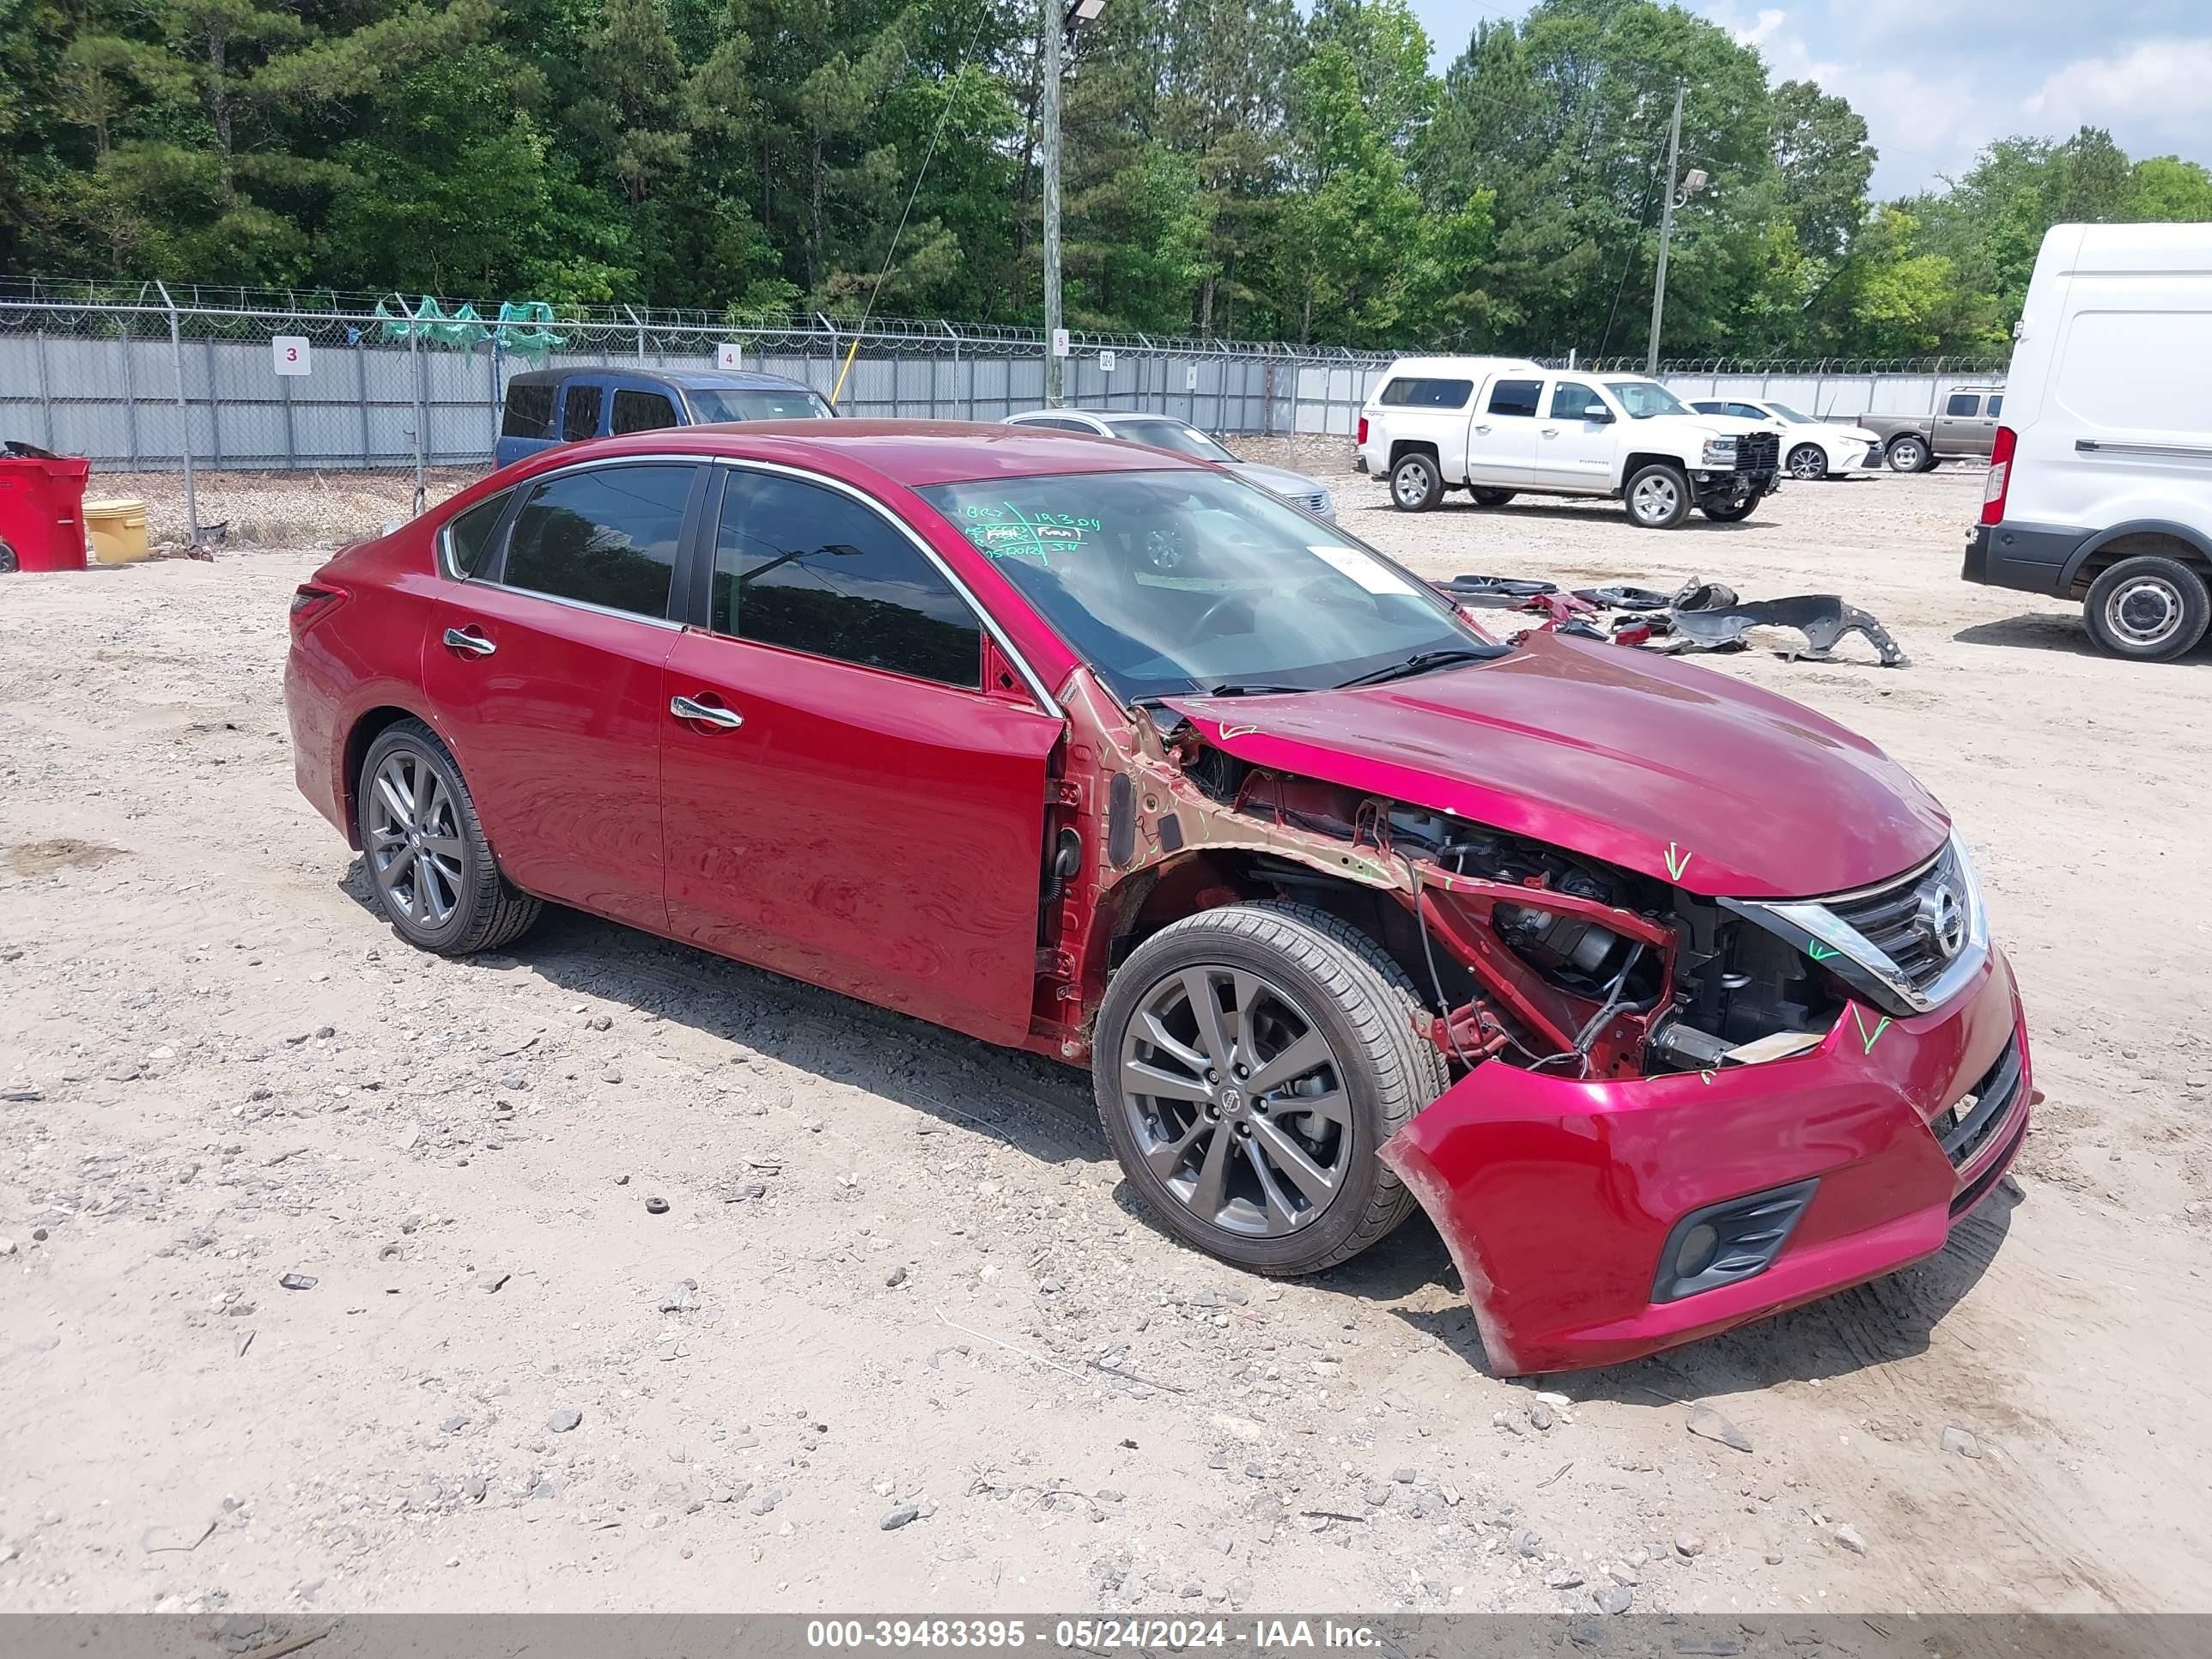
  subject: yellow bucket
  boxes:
[85,498,149,563]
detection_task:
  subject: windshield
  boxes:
[1604,379,1691,419]
[1105,419,1238,463]
[1767,403,1814,422]
[687,386,834,422]
[917,471,1496,705]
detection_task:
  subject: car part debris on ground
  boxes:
[1437,573,1910,668]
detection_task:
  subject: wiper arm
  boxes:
[1334,648,1492,690]
[1135,680,1310,707]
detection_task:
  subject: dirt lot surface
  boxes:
[4,461,2210,1619]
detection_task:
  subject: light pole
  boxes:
[1042,0,1104,407]
[1644,81,1707,374]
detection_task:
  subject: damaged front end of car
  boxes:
[1039,644,2030,1374]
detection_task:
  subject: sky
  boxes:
[1407,1,2212,198]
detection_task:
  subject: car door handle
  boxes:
[670,695,743,730]
[1540,427,1559,437]
[441,627,495,658]
[1474,423,1492,434]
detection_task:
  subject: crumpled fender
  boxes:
[1380,949,2026,1375]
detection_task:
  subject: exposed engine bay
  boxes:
[1035,665,1846,1086]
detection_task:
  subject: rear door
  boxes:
[659,464,1062,1045]
[421,459,705,930]
[1468,374,1544,485]
[1529,378,1617,489]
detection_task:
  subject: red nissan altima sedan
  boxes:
[283,421,2029,1373]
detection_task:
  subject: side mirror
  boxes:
[1586,406,1614,424]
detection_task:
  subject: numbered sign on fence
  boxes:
[272,336,311,376]
[1097,349,1115,374]
[1185,364,1199,391]
[1051,328,1071,358]
[716,343,744,370]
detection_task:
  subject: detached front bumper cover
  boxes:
[1380,944,2027,1375]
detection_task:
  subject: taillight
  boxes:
[1980,425,2016,526]
[1357,415,1369,446]
[289,581,347,630]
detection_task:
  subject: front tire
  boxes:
[1886,435,1929,472]
[1093,902,1447,1276]
[1787,443,1827,481]
[2082,555,2211,662]
[356,718,542,955]
[1624,462,1691,529]
[1471,488,1516,507]
[1389,452,1443,512]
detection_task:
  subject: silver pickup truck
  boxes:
[1860,386,2005,471]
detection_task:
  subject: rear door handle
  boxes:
[671,695,743,730]
[1540,427,1559,438]
[441,626,495,658]
[1474,423,1492,434]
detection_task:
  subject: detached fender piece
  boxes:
[1379,948,2027,1375]
[1658,593,1911,668]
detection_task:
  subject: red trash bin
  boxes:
[0,453,93,573]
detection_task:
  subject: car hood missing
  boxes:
[1163,629,1949,898]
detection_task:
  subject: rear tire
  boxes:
[1787,443,1827,481]
[1886,435,1929,472]
[356,718,542,955]
[1389,452,1443,512]
[2082,555,2211,662]
[1471,488,1516,507]
[1624,462,1691,529]
[1093,902,1447,1276]
[0,539,17,574]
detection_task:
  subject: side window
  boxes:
[501,382,554,440]
[1729,403,1768,421]
[445,490,510,577]
[1691,400,1725,414]
[500,464,693,617]
[1015,416,1090,432]
[713,471,981,688]
[1944,393,1980,417]
[1549,381,1605,420]
[611,389,679,434]
[562,383,605,442]
[1486,379,1542,418]
[1377,378,1473,409]
[1986,394,2003,416]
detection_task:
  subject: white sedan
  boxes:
[1002,410,1335,520]
[1689,398,1885,481]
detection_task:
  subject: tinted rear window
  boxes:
[611,389,679,434]
[446,491,509,577]
[1486,379,1542,418]
[501,382,555,440]
[501,463,694,617]
[562,384,604,442]
[1376,378,1473,410]
[1945,393,1980,416]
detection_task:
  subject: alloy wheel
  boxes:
[367,749,466,928]
[2106,575,2185,648]
[1632,473,1680,524]
[1789,445,1826,480]
[1117,964,1352,1239]
[1392,466,1428,508]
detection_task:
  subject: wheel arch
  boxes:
[1622,449,1689,483]
[341,701,447,851]
[2061,520,2212,600]
[1387,437,1440,471]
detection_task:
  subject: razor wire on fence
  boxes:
[0,280,2009,542]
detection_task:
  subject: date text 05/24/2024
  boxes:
[804,1620,1383,1651]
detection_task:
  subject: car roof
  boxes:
[1380,356,1544,376]
[522,419,1208,488]
[505,366,817,393]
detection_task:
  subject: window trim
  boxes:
[701,458,1062,718]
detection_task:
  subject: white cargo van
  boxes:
[1356,356,1783,528]
[1965,222,2212,659]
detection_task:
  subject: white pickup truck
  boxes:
[1356,356,1783,528]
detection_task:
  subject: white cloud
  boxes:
[2021,38,2212,154]
[1730,7,1788,48]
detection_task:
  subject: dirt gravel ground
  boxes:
[3,460,2210,1620]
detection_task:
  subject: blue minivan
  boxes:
[493,367,835,468]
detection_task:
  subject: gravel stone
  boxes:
[548,1407,582,1433]
[880,1503,921,1530]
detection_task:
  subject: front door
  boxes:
[421,459,703,930]
[1530,379,1619,489]
[659,465,1062,1045]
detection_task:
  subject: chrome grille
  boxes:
[1827,842,1964,992]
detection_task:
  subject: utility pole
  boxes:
[1646,80,1685,375]
[1041,0,1064,406]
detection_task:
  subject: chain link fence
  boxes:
[0,281,2008,539]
